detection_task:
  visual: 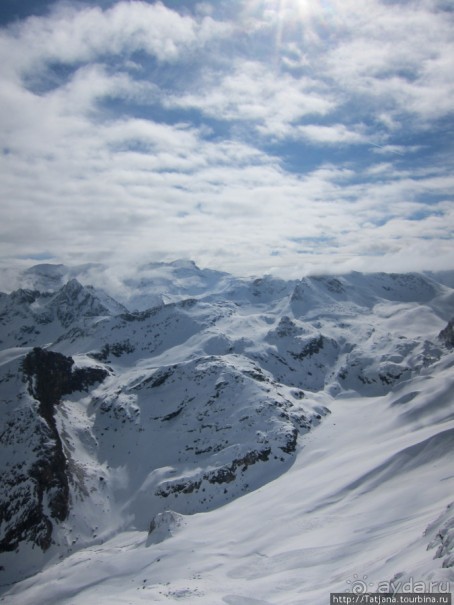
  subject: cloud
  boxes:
[370,144,422,156]
[295,123,366,145]
[240,0,454,126]
[1,1,231,72]
[320,1,454,123]
[0,0,452,280]
[165,60,335,138]
[164,0,454,140]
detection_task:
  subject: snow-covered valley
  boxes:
[0,262,453,604]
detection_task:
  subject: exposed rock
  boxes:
[279,428,298,454]
[426,502,454,568]
[439,319,454,349]
[23,348,108,423]
[290,335,325,360]
[50,279,126,327]
[156,447,272,498]
[23,348,74,425]
[0,406,65,553]
[91,340,135,361]
[0,349,108,553]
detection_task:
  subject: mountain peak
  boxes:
[61,277,84,294]
[169,259,199,270]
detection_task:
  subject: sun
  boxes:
[246,0,332,21]
[243,0,339,52]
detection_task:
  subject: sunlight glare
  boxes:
[244,0,342,56]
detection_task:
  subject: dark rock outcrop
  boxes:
[0,349,107,553]
[156,447,272,498]
[439,319,454,349]
[23,347,108,420]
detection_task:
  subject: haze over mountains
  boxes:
[0,261,453,605]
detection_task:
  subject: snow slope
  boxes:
[3,353,453,605]
[0,263,453,603]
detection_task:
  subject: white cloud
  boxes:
[166,60,335,137]
[238,0,454,125]
[295,123,366,145]
[1,1,231,72]
[0,0,452,279]
[370,144,422,156]
[320,1,454,123]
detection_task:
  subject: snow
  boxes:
[3,362,453,604]
[0,263,453,604]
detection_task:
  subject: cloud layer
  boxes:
[0,0,453,278]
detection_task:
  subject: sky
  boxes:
[0,0,453,278]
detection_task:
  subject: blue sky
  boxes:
[0,0,453,277]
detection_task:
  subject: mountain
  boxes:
[0,263,453,604]
[5,259,235,311]
[20,263,103,293]
[0,278,127,349]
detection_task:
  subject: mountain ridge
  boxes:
[0,262,453,602]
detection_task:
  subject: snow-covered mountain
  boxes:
[2,259,236,311]
[0,262,453,604]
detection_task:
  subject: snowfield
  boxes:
[0,262,453,604]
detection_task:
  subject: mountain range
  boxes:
[0,261,453,604]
